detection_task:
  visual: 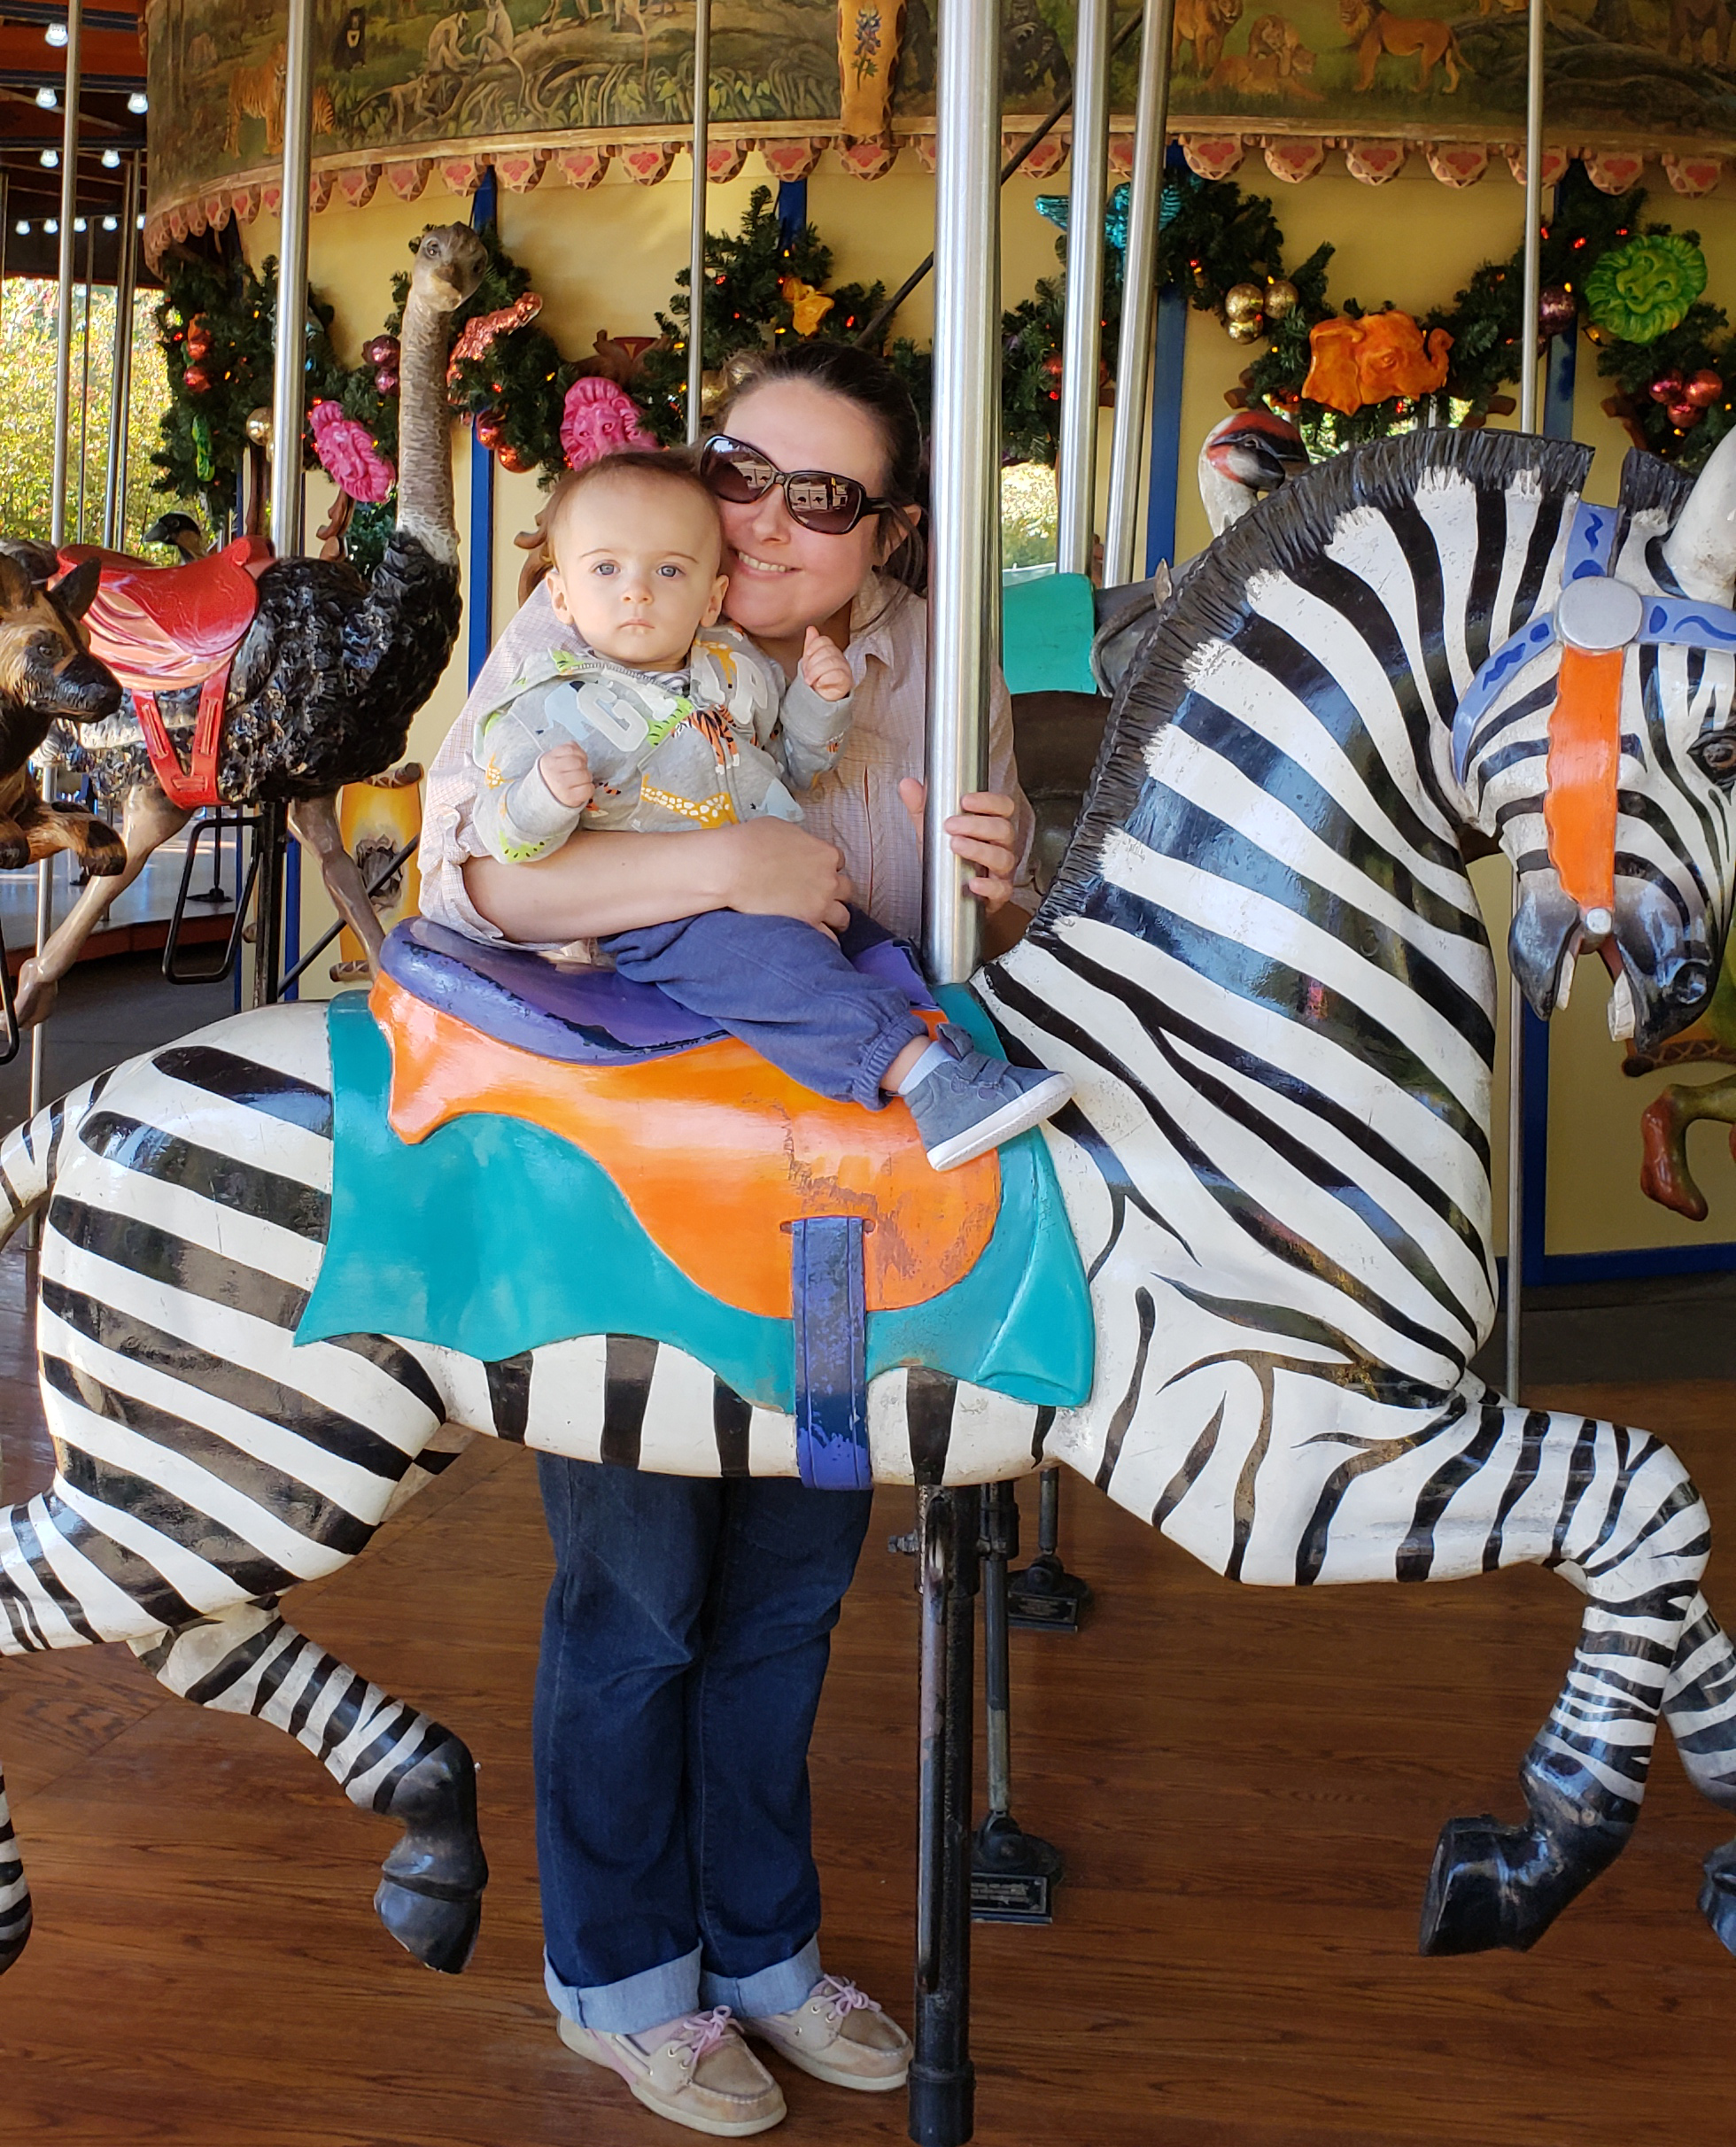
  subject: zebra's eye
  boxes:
[1693,732,1736,787]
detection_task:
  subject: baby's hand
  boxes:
[539,741,594,810]
[801,625,853,703]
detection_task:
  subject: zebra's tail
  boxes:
[0,1074,98,1245]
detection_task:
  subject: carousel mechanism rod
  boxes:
[923,0,1000,989]
[1505,0,1545,1402]
[1102,0,1175,588]
[102,151,138,549]
[1055,0,1111,578]
[686,0,709,445]
[853,9,1142,355]
[269,0,315,559]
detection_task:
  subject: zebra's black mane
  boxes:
[1619,446,1694,522]
[1039,426,1594,927]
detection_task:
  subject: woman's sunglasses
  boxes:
[701,435,892,536]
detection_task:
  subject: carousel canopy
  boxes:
[142,0,1732,263]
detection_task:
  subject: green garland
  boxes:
[151,155,1736,567]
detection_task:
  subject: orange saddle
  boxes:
[59,536,273,808]
[371,971,1001,1322]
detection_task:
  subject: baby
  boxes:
[465,450,1071,1172]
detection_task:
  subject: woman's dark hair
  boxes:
[719,341,927,595]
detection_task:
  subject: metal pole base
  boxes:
[911,1485,977,2147]
[970,1812,1064,1925]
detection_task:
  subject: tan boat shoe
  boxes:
[743,1974,911,2092]
[558,2005,787,2136]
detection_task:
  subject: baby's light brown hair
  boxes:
[542,449,722,567]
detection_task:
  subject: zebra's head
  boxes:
[1455,436,1736,1056]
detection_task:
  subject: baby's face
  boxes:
[546,475,729,671]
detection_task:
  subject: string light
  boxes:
[12,221,26,236]
[43,19,66,43]
[35,86,57,108]
[102,214,117,231]
[101,148,120,168]
[127,90,147,112]
[73,215,85,231]
[44,218,58,234]
[39,149,58,168]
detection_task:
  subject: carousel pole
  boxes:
[1054,0,1111,578]
[686,0,709,445]
[75,217,95,543]
[32,0,82,1124]
[913,0,998,2134]
[103,154,141,549]
[1102,0,1174,588]
[258,0,317,1009]
[1505,0,1546,1402]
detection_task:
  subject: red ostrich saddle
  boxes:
[58,536,274,808]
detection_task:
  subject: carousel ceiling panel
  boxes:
[141,0,1736,251]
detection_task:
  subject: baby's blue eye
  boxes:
[593,561,618,577]
[656,563,683,579]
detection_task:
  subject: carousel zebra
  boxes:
[3,425,1736,1987]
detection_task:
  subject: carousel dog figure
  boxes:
[15,222,488,1030]
[0,545,126,883]
[3,428,1736,1988]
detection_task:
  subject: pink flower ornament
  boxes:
[308,400,396,504]
[562,376,656,472]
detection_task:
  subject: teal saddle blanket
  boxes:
[297,990,1095,1415]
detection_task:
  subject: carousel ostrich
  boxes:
[14,222,487,1025]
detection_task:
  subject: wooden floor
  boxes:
[0,1240,1733,2143]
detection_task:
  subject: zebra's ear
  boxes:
[1662,424,1736,603]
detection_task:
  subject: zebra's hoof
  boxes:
[1698,1843,1736,1957]
[0,1903,32,1974]
[378,1734,489,1901]
[1420,1814,1522,1954]
[374,1876,482,1975]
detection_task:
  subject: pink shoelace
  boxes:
[667,2006,735,2064]
[811,1975,881,2023]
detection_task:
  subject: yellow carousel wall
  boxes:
[238,152,1736,1266]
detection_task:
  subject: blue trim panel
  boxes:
[467,172,499,688]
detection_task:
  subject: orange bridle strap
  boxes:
[1543,643,1624,915]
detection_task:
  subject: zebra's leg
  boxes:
[1194,1384,1708,1956]
[1655,1589,1736,1949]
[1374,1396,1708,1957]
[131,1597,488,1975]
[0,1767,28,1972]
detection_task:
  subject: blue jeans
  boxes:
[601,908,928,1110]
[535,1455,875,2033]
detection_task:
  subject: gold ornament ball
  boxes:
[699,368,728,417]
[245,406,275,450]
[1227,317,1267,345]
[1265,278,1299,322]
[1224,282,1266,322]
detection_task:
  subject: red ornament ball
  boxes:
[364,334,399,368]
[374,366,399,397]
[1685,368,1724,407]
[1538,286,1576,340]
[496,440,535,474]
[1042,352,1064,379]
[1666,399,1703,430]
[474,409,505,451]
[1650,370,1686,404]
[182,364,211,394]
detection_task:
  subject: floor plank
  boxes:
[1,1322,1733,2141]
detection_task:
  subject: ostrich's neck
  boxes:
[394,292,458,568]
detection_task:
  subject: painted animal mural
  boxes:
[4,429,1736,1990]
[19,223,486,1028]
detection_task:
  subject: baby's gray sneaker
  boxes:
[902,1022,1073,1172]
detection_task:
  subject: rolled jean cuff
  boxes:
[699,1935,822,2019]
[852,1012,929,1112]
[544,1943,702,2035]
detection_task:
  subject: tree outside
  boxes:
[0,277,191,549]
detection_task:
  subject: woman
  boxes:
[422,341,1035,2138]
